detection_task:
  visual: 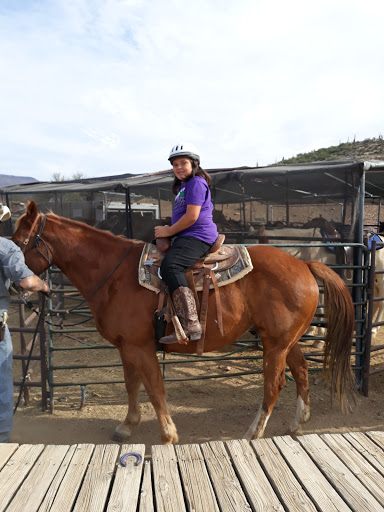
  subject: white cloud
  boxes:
[0,0,383,180]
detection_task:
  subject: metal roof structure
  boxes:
[3,160,384,205]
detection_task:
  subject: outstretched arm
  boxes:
[19,275,50,294]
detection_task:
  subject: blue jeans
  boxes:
[0,325,13,442]
[160,236,213,295]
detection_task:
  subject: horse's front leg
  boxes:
[119,345,179,445]
[244,344,287,441]
[112,359,142,443]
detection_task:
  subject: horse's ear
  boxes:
[26,201,39,220]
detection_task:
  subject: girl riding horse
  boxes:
[154,143,218,344]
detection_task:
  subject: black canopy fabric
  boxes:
[2,160,378,205]
[4,160,384,208]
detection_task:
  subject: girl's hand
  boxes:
[155,225,172,238]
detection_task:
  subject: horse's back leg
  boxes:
[244,343,287,441]
[119,345,178,444]
[112,359,142,442]
[286,342,310,433]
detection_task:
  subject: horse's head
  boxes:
[303,217,324,229]
[304,217,341,239]
[12,201,53,275]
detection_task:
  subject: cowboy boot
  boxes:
[160,287,202,344]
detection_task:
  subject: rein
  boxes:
[14,293,47,414]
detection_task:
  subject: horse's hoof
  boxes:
[111,426,133,443]
[242,431,253,442]
[111,431,126,444]
[286,429,302,439]
[161,432,179,444]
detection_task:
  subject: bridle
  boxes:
[16,211,135,304]
[16,214,53,266]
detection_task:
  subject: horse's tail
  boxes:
[305,260,356,412]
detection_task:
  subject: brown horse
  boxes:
[12,202,355,444]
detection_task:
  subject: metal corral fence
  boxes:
[9,293,48,410]
[14,241,366,411]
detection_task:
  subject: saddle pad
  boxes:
[138,243,253,293]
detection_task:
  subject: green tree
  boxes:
[51,172,65,181]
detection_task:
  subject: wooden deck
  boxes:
[1,431,384,511]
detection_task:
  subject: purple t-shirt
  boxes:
[171,176,218,243]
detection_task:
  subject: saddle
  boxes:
[142,234,247,355]
[147,234,239,276]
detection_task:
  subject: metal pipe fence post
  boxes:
[362,240,375,395]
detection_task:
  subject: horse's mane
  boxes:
[16,210,143,246]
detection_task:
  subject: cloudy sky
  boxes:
[1,0,383,181]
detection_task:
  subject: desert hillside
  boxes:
[0,174,37,188]
[278,137,384,164]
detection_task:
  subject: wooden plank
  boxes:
[38,445,78,512]
[0,444,45,512]
[226,439,284,512]
[152,444,186,512]
[42,444,95,512]
[251,438,317,512]
[201,441,252,511]
[344,432,384,476]
[6,445,70,512]
[321,433,384,507]
[273,435,351,511]
[298,434,384,511]
[139,461,155,512]
[367,431,384,452]
[106,444,146,512]
[175,444,219,512]
[0,444,19,471]
[73,444,119,512]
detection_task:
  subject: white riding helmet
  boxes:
[168,142,200,163]
[0,204,11,222]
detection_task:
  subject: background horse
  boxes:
[12,202,355,444]
[365,229,384,337]
[247,221,341,341]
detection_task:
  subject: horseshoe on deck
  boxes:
[120,452,143,467]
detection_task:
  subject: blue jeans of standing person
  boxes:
[160,236,213,295]
[0,325,13,443]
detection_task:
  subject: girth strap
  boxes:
[195,269,224,356]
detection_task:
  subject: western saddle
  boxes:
[146,234,239,355]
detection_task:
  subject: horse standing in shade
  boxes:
[365,228,384,337]
[12,202,355,444]
[247,220,341,341]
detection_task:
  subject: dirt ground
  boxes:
[8,303,384,454]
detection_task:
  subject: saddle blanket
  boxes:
[138,243,253,293]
